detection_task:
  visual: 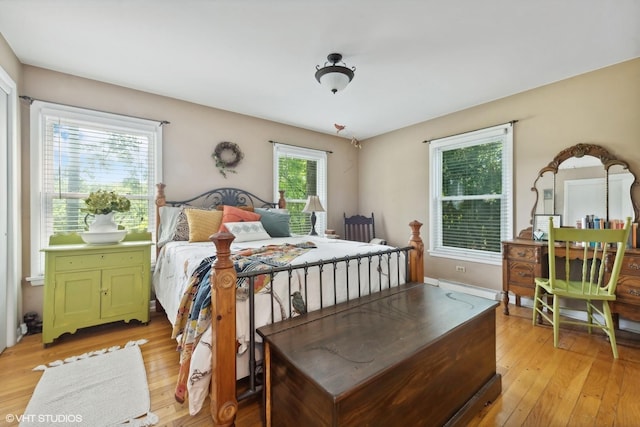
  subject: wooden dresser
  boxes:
[502,239,640,325]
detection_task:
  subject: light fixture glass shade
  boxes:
[317,69,351,94]
[302,195,325,213]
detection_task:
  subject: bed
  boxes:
[152,184,425,426]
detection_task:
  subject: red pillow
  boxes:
[219,205,261,232]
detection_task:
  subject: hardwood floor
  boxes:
[1,304,640,426]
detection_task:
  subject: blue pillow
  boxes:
[255,208,291,237]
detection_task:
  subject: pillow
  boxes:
[216,205,255,212]
[255,208,291,237]
[185,208,224,242]
[170,206,193,241]
[219,205,261,232]
[157,206,182,247]
[224,221,271,242]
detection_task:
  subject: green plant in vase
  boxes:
[82,190,131,232]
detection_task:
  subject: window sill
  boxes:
[26,275,44,286]
[428,249,502,266]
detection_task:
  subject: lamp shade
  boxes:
[302,195,325,213]
[316,66,353,93]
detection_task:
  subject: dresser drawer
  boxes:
[506,246,539,262]
[621,255,640,276]
[55,251,145,271]
[507,261,537,286]
[615,275,640,304]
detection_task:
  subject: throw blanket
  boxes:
[171,242,316,403]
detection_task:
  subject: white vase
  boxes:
[87,212,119,232]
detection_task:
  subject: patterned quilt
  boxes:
[171,241,316,403]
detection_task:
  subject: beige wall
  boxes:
[19,66,360,315]
[0,34,21,84]
[360,58,640,292]
[8,42,640,312]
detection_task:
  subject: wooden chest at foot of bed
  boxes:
[258,283,501,427]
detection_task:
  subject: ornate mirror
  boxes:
[529,143,639,235]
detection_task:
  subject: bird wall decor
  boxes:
[333,123,361,148]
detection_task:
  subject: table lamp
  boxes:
[302,195,325,236]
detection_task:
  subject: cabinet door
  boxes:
[101,266,144,319]
[53,270,102,328]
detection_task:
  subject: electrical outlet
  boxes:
[455,265,466,273]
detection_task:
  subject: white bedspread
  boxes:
[153,235,404,330]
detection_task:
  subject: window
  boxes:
[429,123,513,264]
[273,143,327,235]
[30,101,162,279]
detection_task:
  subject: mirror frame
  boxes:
[527,143,639,233]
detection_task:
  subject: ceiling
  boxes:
[1,0,639,140]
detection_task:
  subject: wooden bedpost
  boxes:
[210,232,238,427]
[155,183,167,255]
[408,220,424,283]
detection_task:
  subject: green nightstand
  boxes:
[42,231,153,346]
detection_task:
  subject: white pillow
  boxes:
[224,221,271,242]
[157,206,182,247]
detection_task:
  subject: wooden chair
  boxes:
[532,217,632,358]
[344,213,382,243]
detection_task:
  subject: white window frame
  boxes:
[273,143,327,235]
[429,123,513,265]
[29,101,163,282]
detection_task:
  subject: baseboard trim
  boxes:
[427,278,501,301]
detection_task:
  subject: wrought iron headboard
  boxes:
[163,187,278,209]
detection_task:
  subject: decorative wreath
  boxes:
[212,141,244,178]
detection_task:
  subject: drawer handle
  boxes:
[516,251,526,257]
[517,272,528,277]
[629,289,640,297]
[628,262,640,270]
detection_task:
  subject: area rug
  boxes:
[21,341,157,426]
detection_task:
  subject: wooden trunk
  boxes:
[259,284,501,427]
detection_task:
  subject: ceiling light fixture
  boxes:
[315,53,355,94]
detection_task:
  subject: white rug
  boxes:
[21,343,156,427]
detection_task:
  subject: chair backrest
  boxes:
[547,217,632,296]
[344,213,376,243]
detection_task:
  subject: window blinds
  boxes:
[42,115,156,233]
[429,123,513,264]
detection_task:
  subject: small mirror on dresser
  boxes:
[524,143,640,238]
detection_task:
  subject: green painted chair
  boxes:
[532,216,632,358]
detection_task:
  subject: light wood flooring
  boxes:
[1,304,640,426]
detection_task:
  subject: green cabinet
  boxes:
[42,233,152,345]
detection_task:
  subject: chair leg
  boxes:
[532,285,541,326]
[586,300,593,335]
[602,301,619,359]
[552,295,560,348]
